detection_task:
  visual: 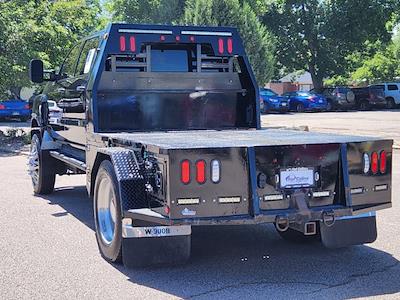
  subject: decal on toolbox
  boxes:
[122,224,191,238]
[280,167,314,188]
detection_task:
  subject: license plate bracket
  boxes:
[280,167,315,189]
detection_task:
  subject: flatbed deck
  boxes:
[102,128,383,150]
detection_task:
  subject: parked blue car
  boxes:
[281,91,328,112]
[0,99,31,121]
[259,88,289,113]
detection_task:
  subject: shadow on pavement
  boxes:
[38,184,400,299]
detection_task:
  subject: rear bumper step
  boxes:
[123,204,388,226]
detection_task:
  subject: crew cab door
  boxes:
[52,37,99,151]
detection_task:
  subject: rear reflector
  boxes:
[189,36,195,42]
[175,35,180,41]
[24,104,30,109]
[371,152,379,174]
[129,36,136,52]
[218,196,241,204]
[177,198,200,205]
[227,38,233,54]
[312,191,331,198]
[379,150,387,174]
[374,184,388,191]
[211,160,221,183]
[0,104,5,110]
[195,160,206,184]
[119,36,126,51]
[351,187,364,195]
[264,194,284,201]
[218,38,224,54]
[181,160,190,184]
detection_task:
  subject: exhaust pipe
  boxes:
[275,215,289,232]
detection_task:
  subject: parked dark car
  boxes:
[317,87,355,110]
[259,88,289,113]
[0,98,31,121]
[351,86,386,110]
[281,91,328,112]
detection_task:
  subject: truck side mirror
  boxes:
[29,59,44,83]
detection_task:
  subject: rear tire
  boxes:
[326,100,333,111]
[386,98,396,109]
[29,134,56,195]
[277,227,321,244]
[359,101,370,111]
[94,160,123,263]
[296,103,305,113]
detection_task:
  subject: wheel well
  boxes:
[386,97,394,101]
[90,153,110,198]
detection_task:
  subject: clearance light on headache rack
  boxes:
[218,197,241,204]
[264,194,284,201]
[374,184,388,191]
[351,187,364,195]
[312,191,331,198]
[177,198,200,205]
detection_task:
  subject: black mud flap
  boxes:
[320,215,377,248]
[122,225,191,268]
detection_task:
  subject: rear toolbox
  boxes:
[113,129,392,224]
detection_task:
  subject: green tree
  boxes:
[263,0,399,90]
[183,0,276,84]
[106,0,186,24]
[0,0,102,99]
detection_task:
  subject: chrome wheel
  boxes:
[96,175,117,245]
[28,135,40,187]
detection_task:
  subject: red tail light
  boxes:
[0,104,5,110]
[181,160,190,184]
[371,152,379,174]
[119,36,126,51]
[196,160,206,184]
[24,104,30,109]
[380,151,387,174]
[189,36,195,42]
[227,38,233,54]
[129,36,136,52]
[160,35,165,41]
[218,38,224,54]
[175,35,180,42]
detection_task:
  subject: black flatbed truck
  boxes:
[28,23,392,267]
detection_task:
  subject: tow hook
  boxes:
[275,215,290,232]
[322,211,335,227]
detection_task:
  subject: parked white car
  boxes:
[371,83,400,109]
[47,100,63,124]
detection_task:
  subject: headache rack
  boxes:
[105,44,236,73]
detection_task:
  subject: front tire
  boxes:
[94,160,123,263]
[29,133,56,194]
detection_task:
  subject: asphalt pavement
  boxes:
[0,111,399,299]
